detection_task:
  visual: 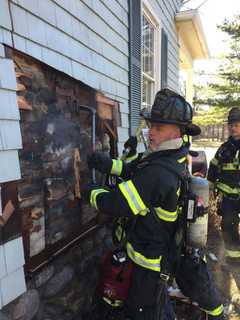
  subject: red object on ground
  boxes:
[96,250,133,303]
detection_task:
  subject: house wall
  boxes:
[0,0,129,311]
[0,0,129,157]
[0,0,183,313]
[148,0,181,91]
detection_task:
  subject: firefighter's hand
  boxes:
[87,152,112,174]
[124,136,137,156]
[81,183,102,203]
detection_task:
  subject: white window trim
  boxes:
[142,0,161,94]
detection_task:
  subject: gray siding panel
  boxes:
[3,0,130,105]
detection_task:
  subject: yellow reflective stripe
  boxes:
[115,225,126,242]
[225,249,240,258]
[183,135,190,143]
[216,182,240,195]
[126,242,162,272]
[90,189,109,209]
[211,158,219,166]
[119,180,148,215]
[203,304,224,316]
[176,187,181,197]
[111,159,123,176]
[125,153,138,163]
[222,163,239,170]
[103,297,123,307]
[177,156,186,163]
[154,206,178,222]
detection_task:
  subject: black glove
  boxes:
[81,183,102,203]
[124,136,137,157]
[87,152,112,173]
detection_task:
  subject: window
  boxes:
[142,7,160,110]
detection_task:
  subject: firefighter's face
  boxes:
[147,122,181,151]
[228,121,240,139]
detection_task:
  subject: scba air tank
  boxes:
[187,176,209,249]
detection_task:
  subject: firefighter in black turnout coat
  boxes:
[85,89,224,319]
[208,107,240,261]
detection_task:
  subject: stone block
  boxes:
[12,289,40,320]
[34,265,54,288]
[43,265,74,298]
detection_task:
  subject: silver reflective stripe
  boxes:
[211,158,218,166]
[125,153,138,163]
[154,207,178,222]
[203,304,224,316]
[225,248,240,258]
[119,180,147,215]
[90,189,109,209]
[127,242,161,272]
[217,182,240,195]
[111,159,123,176]
[222,163,239,170]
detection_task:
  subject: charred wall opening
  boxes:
[2,49,119,272]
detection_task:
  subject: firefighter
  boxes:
[208,107,240,262]
[84,89,224,320]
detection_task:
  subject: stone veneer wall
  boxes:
[0,224,114,320]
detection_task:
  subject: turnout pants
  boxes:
[176,255,224,319]
[220,196,240,259]
[126,264,175,320]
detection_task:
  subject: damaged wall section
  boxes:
[8,49,119,272]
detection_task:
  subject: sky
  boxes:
[182,0,240,57]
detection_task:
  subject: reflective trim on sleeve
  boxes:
[176,187,181,197]
[177,156,187,163]
[90,189,109,210]
[216,182,240,195]
[124,153,138,163]
[126,242,162,272]
[222,163,239,170]
[115,225,126,242]
[154,206,178,222]
[202,304,224,316]
[211,158,219,166]
[225,249,240,258]
[119,180,148,215]
[102,297,123,307]
[110,159,123,176]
